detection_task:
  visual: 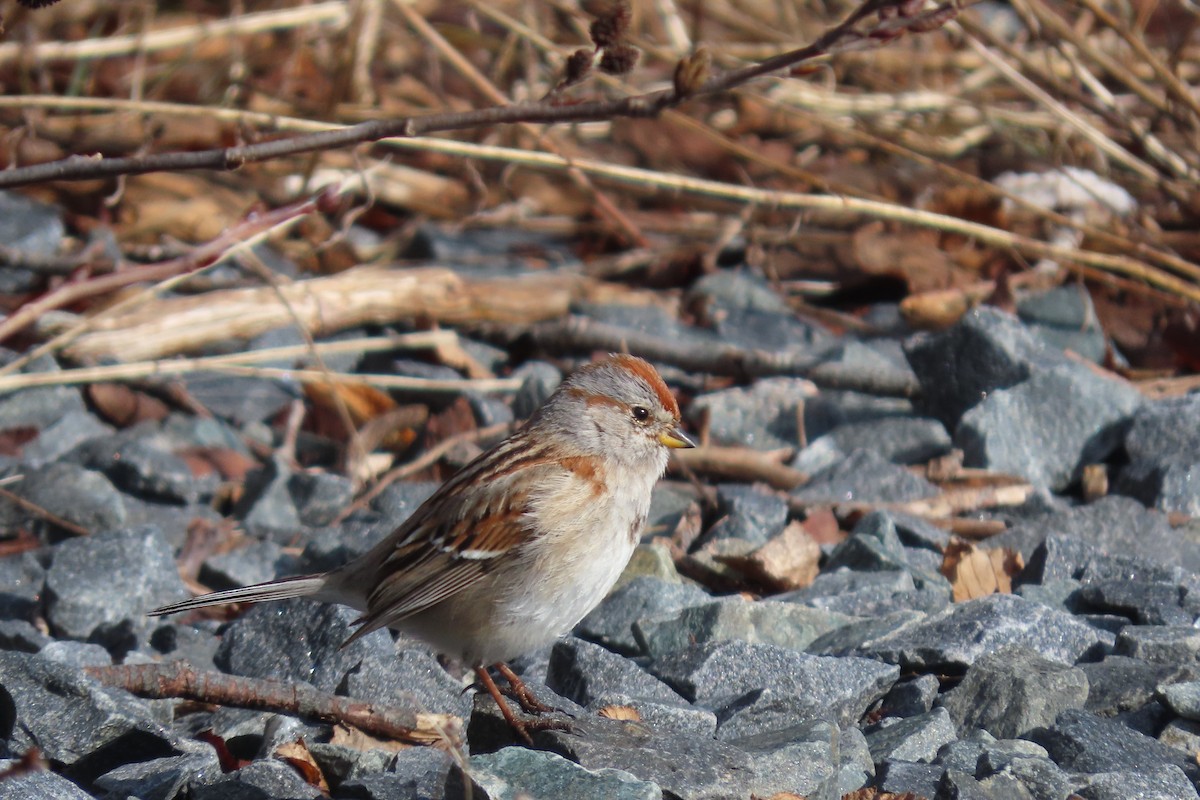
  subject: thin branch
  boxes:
[85,662,459,744]
[0,0,961,190]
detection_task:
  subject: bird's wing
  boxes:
[339,433,560,644]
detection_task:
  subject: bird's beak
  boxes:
[659,427,696,449]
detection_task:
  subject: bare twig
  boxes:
[0,0,960,189]
[85,662,459,744]
[669,445,808,490]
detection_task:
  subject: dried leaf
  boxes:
[274,739,329,792]
[940,539,1024,602]
[329,724,412,753]
[800,507,844,545]
[0,427,38,457]
[718,521,820,591]
[196,729,245,772]
[87,383,170,427]
[597,705,642,721]
[176,447,256,482]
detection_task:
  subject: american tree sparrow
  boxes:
[152,354,694,741]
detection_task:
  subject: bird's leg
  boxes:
[495,661,556,715]
[474,666,535,745]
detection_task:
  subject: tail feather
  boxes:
[149,574,328,616]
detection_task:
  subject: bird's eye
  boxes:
[631,406,651,422]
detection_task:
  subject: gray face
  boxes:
[534,359,680,469]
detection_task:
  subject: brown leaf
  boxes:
[597,705,642,721]
[0,427,38,457]
[176,447,257,482]
[853,223,967,294]
[329,724,412,753]
[940,539,1024,602]
[304,379,398,442]
[719,521,820,592]
[274,739,329,792]
[800,507,844,546]
[196,730,245,772]
[87,383,170,427]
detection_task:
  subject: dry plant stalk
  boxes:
[59,267,649,362]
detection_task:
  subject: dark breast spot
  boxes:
[629,511,647,546]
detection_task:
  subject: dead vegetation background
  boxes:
[0,0,1195,513]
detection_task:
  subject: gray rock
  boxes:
[201,538,296,590]
[1114,625,1200,665]
[882,674,941,718]
[147,622,221,671]
[650,640,897,728]
[548,637,683,706]
[0,770,95,799]
[802,390,915,441]
[712,307,827,355]
[1157,680,1200,721]
[0,551,45,622]
[94,753,222,800]
[587,691,718,738]
[940,768,1033,800]
[306,741,394,785]
[1076,579,1190,625]
[645,481,701,542]
[182,373,298,427]
[0,352,86,431]
[288,471,355,527]
[689,270,789,315]
[987,496,1191,573]
[512,707,827,800]
[214,598,394,692]
[905,306,1053,426]
[1075,764,1200,800]
[45,525,186,640]
[791,449,940,504]
[856,594,1103,670]
[937,729,996,774]
[344,645,471,717]
[1117,393,1200,513]
[725,719,843,800]
[458,746,662,800]
[939,645,1089,738]
[0,651,180,783]
[783,567,915,605]
[1029,708,1199,781]
[191,758,325,800]
[1017,284,1107,362]
[975,739,1051,776]
[875,759,946,798]
[807,610,927,656]
[865,707,957,762]
[336,748,456,799]
[955,365,1142,491]
[8,462,126,536]
[689,378,816,450]
[996,757,1074,800]
[1159,718,1200,755]
[837,726,876,796]
[38,641,112,668]
[234,455,300,539]
[0,619,52,652]
[19,410,113,468]
[512,361,563,419]
[698,483,788,547]
[71,435,214,504]
[1118,457,1200,519]
[793,416,952,474]
[1081,657,1198,717]
[577,577,711,656]
[633,598,854,658]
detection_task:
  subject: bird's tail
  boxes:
[149,574,329,616]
